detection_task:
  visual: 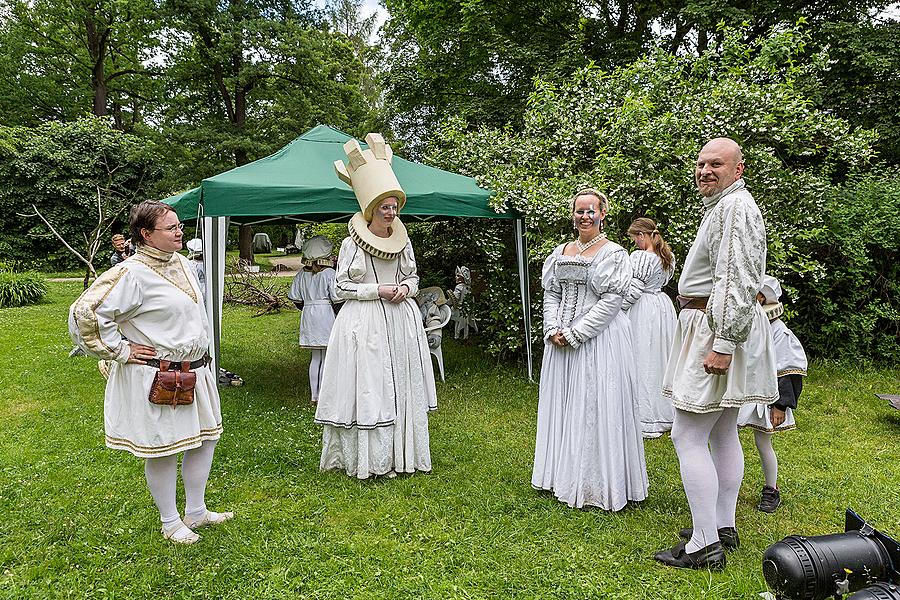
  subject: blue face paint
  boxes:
[574,204,600,227]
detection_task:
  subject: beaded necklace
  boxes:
[575,232,607,255]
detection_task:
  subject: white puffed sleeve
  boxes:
[541,245,563,340]
[397,241,420,296]
[334,237,380,301]
[68,265,143,363]
[622,250,654,311]
[321,267,340,303]
[707,195,767,354]
[562,247,631,348]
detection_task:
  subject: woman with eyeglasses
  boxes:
[69,200,231,545]
[315,193,437,479]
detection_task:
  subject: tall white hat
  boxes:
[334,133,409,259]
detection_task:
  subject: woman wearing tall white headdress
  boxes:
[622,218,678,438]
[288,235,339,404]
[532,188,648,510]
[315,133,437,479]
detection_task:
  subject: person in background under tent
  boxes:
[287,235,339,404]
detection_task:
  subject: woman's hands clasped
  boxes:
[378,284,409,303]
[549,330,569,347]
[127,343,158,365]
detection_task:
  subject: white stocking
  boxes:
[309,348,325,401]
[144,454,180,529]
[671,408,743,552]
[754,430,778,489]
[708,408,743,530]
[182,440,217,522]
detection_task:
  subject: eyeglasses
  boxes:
[154,223,185,233]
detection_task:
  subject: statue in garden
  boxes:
[447,265,477,339]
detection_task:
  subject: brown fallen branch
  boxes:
[223,258,288,316]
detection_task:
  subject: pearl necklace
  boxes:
[575,232,606,254]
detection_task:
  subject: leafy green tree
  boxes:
[0,118,163,275]
[424,25,895,359]
[380,0,894,148]
[0,0,162,129]
[158,0,379,259]
[809,19,900,165]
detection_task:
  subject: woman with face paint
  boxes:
[622,218,678,438]
[532,188,648,510]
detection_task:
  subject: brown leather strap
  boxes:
[677,295,709,311]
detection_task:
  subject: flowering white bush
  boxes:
[423,26,899,358]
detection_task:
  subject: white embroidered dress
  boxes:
[663,180,778,413]
[287,268,338,348]
[315,237,437,478]
[738,306,807,432]
[532,241,649,510]
[622,250,677,437]
[68,245,222,458]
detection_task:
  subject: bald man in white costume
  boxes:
[654,138,777,570]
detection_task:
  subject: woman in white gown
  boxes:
[316,134,437,479]
[622,218,677,438]
[532,188,648,510]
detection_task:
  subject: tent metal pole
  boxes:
[515,217,533,381]
[201,216,226,376]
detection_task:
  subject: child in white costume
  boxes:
[737,275,807,512]
[288,235,339,404]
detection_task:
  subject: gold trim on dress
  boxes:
[105,424,223,456]
[72,266,129,358]
[131,254,197,303]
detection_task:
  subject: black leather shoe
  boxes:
[677,526,740,550]
[655,541,726,570]
[758,486,781,513]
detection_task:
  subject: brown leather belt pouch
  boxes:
[149,360,196,407]
[676,295,709,311]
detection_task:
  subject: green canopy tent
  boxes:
[165,125,533,379]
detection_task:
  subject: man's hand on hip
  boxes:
[703,351,732,375]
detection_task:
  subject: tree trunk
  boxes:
[239,224,254,264]
[84,15,109,117]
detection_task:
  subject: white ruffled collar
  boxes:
[347,212,409,259]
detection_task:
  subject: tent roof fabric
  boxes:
[164,125,511,223]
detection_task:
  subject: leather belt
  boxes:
[677,295,709,311]
[146,355,210,370]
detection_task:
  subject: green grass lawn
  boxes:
[1,282,899,599]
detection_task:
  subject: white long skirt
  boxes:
[104,362,222,458]
[532,312,648,510]
[316,297,436,479]
[627,292,676,437]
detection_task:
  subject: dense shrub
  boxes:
[423,25,896,360]
[790,173,900,359]
[0,271,48,308]
[0,118,164,272]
